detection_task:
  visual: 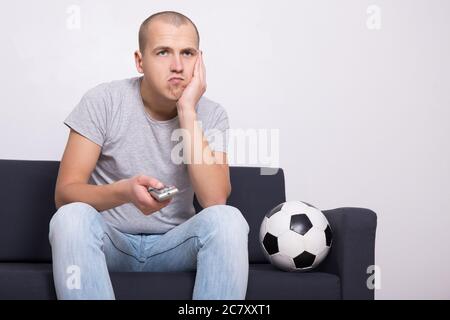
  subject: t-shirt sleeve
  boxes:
[204,104,230,154]
[63,85,110,147]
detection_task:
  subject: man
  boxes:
[49,11,250,300]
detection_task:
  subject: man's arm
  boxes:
[55,129,169,215]
[176,50,231,208]
[178,109,231,208]
[55,129,129,211]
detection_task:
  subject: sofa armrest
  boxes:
[317,207,377,300]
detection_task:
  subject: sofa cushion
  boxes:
[0,263,56,299]
[0,160,58,262]
[0,263,340,300]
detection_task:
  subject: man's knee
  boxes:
[49,202,100,242]
[201,204,250,236]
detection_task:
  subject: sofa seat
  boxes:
[0,263,340,300]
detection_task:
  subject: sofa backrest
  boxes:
[0,160,285,263]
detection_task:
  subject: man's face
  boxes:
[136,20,199,101]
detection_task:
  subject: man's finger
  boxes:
[139,176,163,189]
[158,197,172,207]
[194,51,200,78]
[199,50,205,84]
[148,177,164,189]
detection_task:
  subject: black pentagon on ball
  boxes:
[262,233,279,255]
[290,214,313,235]
[265,203,284,218]
[325,225,333,247]
[293,251,316,269]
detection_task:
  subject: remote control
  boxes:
[148,185,179,202]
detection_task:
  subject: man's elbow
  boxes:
[200,197,227,208]
[198,183,231,208]
[199,191,230,208]
[54,192,63,211]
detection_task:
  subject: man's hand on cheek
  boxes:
[176,50,206,113]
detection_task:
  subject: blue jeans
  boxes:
[48,202,250,300]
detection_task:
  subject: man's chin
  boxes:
[167,88,184,101]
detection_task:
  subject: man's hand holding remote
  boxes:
[119,175,172,216]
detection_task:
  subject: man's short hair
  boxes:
[138,11,200,55]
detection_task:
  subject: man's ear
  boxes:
[134,50,144,73]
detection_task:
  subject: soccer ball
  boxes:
[259,201,333,272]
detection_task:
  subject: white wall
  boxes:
[0,0,449,299]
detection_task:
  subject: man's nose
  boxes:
[170,54,184,73]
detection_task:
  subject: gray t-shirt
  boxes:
[63,76,229,234]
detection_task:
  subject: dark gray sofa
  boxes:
[0,159,377,300]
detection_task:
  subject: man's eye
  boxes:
[157,51,193,56]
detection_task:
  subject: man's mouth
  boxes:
[168,78,183,85]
